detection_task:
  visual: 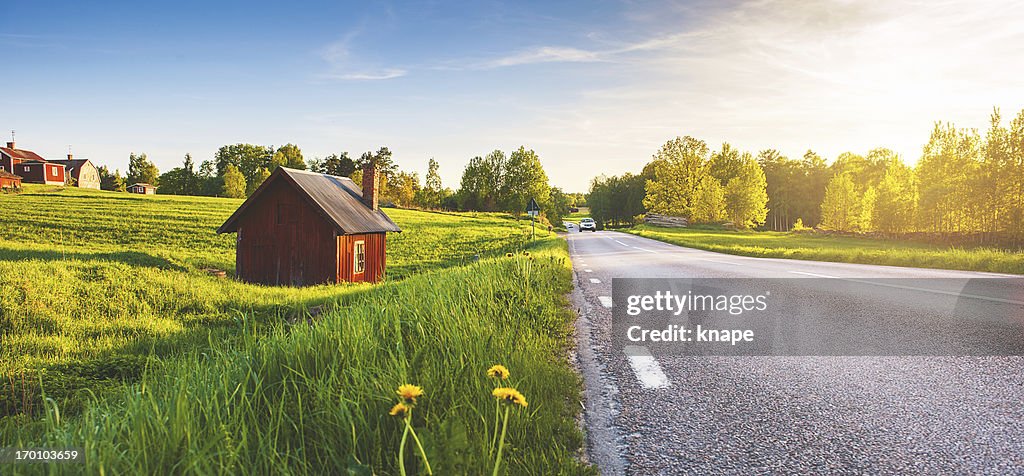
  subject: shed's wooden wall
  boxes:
[337,233,387,283]
[235,179,338,286]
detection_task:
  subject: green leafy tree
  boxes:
[796,150,830,227]
[916,123,981,233]
[723,157,769,228]
[98,166,126,192]
[545,186,572,225]
[589,172,649,228]
[311,152,356,177]
[708,142,745,184]
[158,154,201,196]
[501,146,550,214]
[198,160,220,196]
[127,153,160,186]
[1005,109,1024,237]
[222,164,247,199]
[871,161,917,233]
[250,167,272,195]
[692,175,727,223]
[270,143,306,170]
[758,149,799,230]
[458,151,506,211]
[643,136,710,217]
[391,171,420,207]
[820,173,860,231]
[860,186,878,231]
[214,143,273,191]
[415,158,444,208]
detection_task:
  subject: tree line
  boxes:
[589,107,1024,242]
[95,143,574,224]
[589,137,770,229]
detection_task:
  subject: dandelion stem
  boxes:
[406,419,433,475]
[398,418,410,476]
[490,399,500,455]
[493,406,511,476]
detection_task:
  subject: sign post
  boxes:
[526,198,540,240]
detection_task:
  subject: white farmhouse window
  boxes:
[353,240,366,274]
[24,166,31,172]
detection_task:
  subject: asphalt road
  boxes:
[565,227,1024,475]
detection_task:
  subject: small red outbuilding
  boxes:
[0,170,22,190]
[217,165,401,286]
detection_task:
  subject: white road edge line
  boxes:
[788,271,1024,306]
[589,278,601,284]
[624,346,671,389]
[598,296,613,308]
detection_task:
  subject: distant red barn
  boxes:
[217,165,401,286]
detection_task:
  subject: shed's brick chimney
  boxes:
[5,141,13,149]
[362,163,378,210]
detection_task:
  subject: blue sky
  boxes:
[4,0,1024,192]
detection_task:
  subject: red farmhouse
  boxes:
[217,164,401,286]
[0,141,66,185]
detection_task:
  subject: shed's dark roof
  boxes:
[0,170,22,180]
[217,167,401,235]
[130,183,155,188]
[0,147,45,162]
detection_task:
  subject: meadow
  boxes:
[0,186,591,474]
[629,224,1024,274]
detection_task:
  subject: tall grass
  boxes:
[3,239,590,475]
[629,224,1024,274]
[1,186,537,411]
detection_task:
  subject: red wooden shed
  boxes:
[0,170,22,190]
[217,165,401,286]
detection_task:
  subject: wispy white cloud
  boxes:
[317,28,406,81]
[320,69,408,81]
[482,46,608,67]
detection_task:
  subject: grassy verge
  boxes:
[0,186,531,377]
[1,185,593,474]
[3,237,589,475]
[628,224,1024,274]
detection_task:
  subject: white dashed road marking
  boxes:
[598,296,613,308]
[589,278,601,284]
[585,269,593,273]
[624,346,671,389]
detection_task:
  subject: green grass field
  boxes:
[0,185,590,474]
[629,224,1024,274]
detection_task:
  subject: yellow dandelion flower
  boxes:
[487,364,510,380]
[396,384,424,403]
[389,402,409,418]
[492,387,528,408]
